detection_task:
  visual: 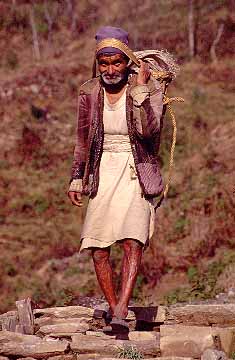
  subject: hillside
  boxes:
[0,0,234,313]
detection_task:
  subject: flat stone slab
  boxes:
[85,331,116,339]
[100,358,194,360]
[0,310,18,331]
[38,321,89,335]
[47,356,76,360]
[34,316,92,327]
[76,356,102,360]
[0,331,41,344]
[212,326,235,356]
[0,331,69,358]
[201,349,227,360]
[167,304,235,325]
[129,306,166,323]
[85,330,157,341]
[71,333,160,357]
[160,324,235,357]
[160,325,215,357]
[160,325,235,356]
[33,306,94,319]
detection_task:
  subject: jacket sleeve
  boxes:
[69,91,89,190]
[130,77,163,139]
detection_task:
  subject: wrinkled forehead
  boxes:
[97,53,129,63]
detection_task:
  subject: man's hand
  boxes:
[137,60,151,85]
[68,191,83,207]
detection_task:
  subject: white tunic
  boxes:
[80,87,155,251]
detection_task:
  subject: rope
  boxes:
[154,95,184,209]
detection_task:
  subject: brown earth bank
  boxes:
[0,0,234,314]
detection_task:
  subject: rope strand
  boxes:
[154,95,184,209]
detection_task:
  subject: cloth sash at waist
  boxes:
[103,134,132,152]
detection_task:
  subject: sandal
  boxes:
[109,316,129,333]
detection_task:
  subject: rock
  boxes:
[0,310,17,320]
[0,310,18,331]
[44,333,79,338]
[0,331,40,344]
[167,304,235,325]
[0,331,69,358]
[129,306,166,323]
[38,321,89,335]
[145,358,194,360]
[160,325,217,357]
[201,349,227,360]
[93,305,166,323]
[85,331,116,339]
[33,305,94,319]
[16,298,35,335]
[93,307,135,321]
[160,324,235,356]
[99,358,194,360]
[71,333,160,357]
[47,356,76,360]
[0,357,10,360]
[34,310,135,332]
[128,331,157,341]
[17,358,38,360]
[85,330,157,341]
[34,316,91,327]
[76,355,102,360]
[212,327,235,356]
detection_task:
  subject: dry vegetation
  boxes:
[0,0,234,313]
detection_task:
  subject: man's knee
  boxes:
[92,248,110,264]
[123,239,143,254]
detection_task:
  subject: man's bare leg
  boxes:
[114,238,143,319]
[92,247,117,315]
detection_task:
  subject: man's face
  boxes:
[98,53,129,85]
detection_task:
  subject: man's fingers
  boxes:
[137,60,150,85]
[139,59,150,71]
[68,191,83,207]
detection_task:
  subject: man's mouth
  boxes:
[101,72,123,84]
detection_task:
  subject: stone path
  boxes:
[1,298,235,359]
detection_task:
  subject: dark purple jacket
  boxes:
[70,73,164,198]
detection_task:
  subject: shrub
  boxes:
[118,345,144,360]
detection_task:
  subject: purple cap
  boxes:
[95,26,129,57]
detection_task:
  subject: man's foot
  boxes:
[105,307,113,323]
[110,316,129,334]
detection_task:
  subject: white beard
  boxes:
[101,72,124,85]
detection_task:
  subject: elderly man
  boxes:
[68,26,164,331]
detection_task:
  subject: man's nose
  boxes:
[107,65,114,75]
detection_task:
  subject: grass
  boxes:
[118,345,144,360]
[164,251,235,305]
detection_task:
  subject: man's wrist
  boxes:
[68,179,83,193]
[130,84,150,106]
